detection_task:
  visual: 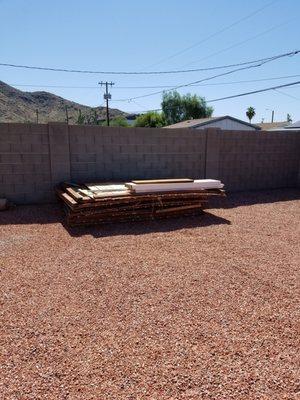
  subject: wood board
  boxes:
[56,179,225,227]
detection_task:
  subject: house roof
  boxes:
[257,121,300,131]
[257,122,289,130]
[285,120,300,129]
[164,115,261,130]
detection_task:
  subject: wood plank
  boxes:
[58,190,218,210]
[57,180,225,227]
[155,204,203,214]
[126,182,208,193]
[93,190,132,198]
[131,178,193,184]
[66,208,204,226]
[78,189,96,200]
[85,181,126,191]
[65,187,92,203]
[55,189,77,207]
[67,200,207,217]
[66,201,207,219]
[71,191,211,208]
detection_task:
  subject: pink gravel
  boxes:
[0,189,299,399]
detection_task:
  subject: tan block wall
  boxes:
[0,123,299,204]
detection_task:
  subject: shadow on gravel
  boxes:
[210,188,300,209]
[0,204,64,225]
[1,189,298,232]
[65,212,231,238]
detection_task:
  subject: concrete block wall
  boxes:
[0,123,53,203]
[48,123,70,184]
[217,130,300,191]
[0,123,299,204]
[69,126,207,182]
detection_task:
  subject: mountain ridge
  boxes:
[0,81,126,123]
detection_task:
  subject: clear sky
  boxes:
[1,0,300,123]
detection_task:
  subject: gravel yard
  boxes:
[0,189,299,400]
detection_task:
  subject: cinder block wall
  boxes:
[0,123,299,204]
[0,123,53,203]
[218,130,300,191]
[69,126,207,182]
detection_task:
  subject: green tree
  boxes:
[287,113,292,123]
[86,109,102,125]
[76,109,85,124]
[76,109,105,125]
[246,107,256,123]
[109,116,130,127]
[134,111,166,128]
[161,91,213,125]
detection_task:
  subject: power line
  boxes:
[145,0,279,68]
[181,18,295,68]
[0,50,298,75]
[128,99,148,111]
[189,74,300,86]
[207,80,300,102]
[113,54,297,102]
[116,80,300,112]
[8,73,300,90]
[0,56,279,75]
[273,88,300,101]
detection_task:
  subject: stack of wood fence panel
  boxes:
[56,179,225,227]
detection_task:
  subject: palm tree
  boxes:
[246,107,255,123]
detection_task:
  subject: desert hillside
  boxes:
[0,81,126,123]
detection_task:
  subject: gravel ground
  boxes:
[0,189,299,400]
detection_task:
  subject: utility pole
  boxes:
[266,108,275,123]
[99,81,114,126]
[36,109,39,124]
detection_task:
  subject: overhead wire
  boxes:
[144,0,279,69]
[0,50,298,75]
[207,80,300,103]
[8,73,300,90]
[180,18,296,68]
[118,80,300,112]
[112,54,299,102]
[273,88,300,101]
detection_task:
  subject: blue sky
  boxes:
[1,0,300,123]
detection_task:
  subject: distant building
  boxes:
[284,120,300,130]
[164,115,260,131]
[257,122,289,130]
[257,121,300,131]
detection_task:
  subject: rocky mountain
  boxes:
[0,81,126,124]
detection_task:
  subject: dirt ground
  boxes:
[0,189,299,400]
